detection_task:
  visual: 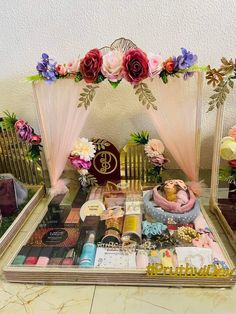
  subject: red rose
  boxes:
[163,58,175,73]
[228,160,236,168]
[80,48,103,83]
[122,48,149,84]
[29,134,41,145]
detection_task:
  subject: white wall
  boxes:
[0,0,236,168]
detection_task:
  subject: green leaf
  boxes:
[108,80,122,89]
[25,74,43,82]
[95,73,106,84]
[75,73,83,82]
[160,71,168,84]
[130,130,149,144]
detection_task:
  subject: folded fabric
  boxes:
[0,173,28,206]
[153,186,196,213]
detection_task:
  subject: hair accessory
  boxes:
[153,184,196,213]
[143,190,200,224]
[142,220,167,238]
[177,226,199,243]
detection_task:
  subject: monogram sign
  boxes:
[89,139,120,184]
[93,151,118,175]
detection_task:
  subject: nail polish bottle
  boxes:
[79,232,96,268]
[48,247,68,265]
[12,246,31,265]
[36,247,53,266]
[24,247,42,265]
[61,249,75,266]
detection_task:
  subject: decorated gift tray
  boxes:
[4,181,236,287]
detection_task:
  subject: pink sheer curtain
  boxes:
[33,79,90,195]
[148,73,203,181]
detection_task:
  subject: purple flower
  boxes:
[175,48,197,71]
[149,155,169,166]
[36,53,57,82]
[17,123,33,141]
[183,71,194,80]
[68,155,91,170]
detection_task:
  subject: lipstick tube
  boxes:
[48,248,68,265]
[24,247,42,265]
[12,246,31,265]
[61,249,75,266]
[36,247,53,266]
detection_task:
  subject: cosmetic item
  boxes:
[24,247,42,265]
[36,247,53,266]
[27,227,80,247]
[61,249,75,266]
[79,232,97,268]
[136,249,149,269]
[76,216,101,256]
[48,247,68,265]
[39,194,66,228]
[80,200,105,221]
[160,249,173,267]
[60,185,80,211]
[122,214,142,244]
[101,208,124,244]
[64,208,80,226]
[94,245,136,269]
[72,187,91,208]
[12,246,31,265]
[175,247,212,268]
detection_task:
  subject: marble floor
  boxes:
[0,189,236,314]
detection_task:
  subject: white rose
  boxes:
[101,50,123,82]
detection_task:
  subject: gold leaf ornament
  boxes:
[134,83,157,110]
[78,85,99,109]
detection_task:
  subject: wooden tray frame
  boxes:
[3,197,236,287]
[0,185,45,256]
[209,105,236,249]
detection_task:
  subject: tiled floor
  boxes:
[0,189,236,314]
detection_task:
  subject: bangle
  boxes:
[177,226,199,243]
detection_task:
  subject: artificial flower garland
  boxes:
[1,111,42,161]
[27,38,206,110]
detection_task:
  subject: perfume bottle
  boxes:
[79,231,96,268]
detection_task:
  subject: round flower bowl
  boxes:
[143,190,200,224]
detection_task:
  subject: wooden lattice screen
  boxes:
[0,119,43,185]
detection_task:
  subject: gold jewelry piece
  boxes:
[177,226,199,243]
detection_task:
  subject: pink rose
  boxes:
[68,155,91,170]
[80,48,103,83]
[228,125,236,139]
[101,50,123,82]
[122,48,149,84]
[149,155,169,166]
[14,119,25,131]
[148,53,163,77]
[56,64,67,76]
[67,59,80,74]
[145,139,165,158]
